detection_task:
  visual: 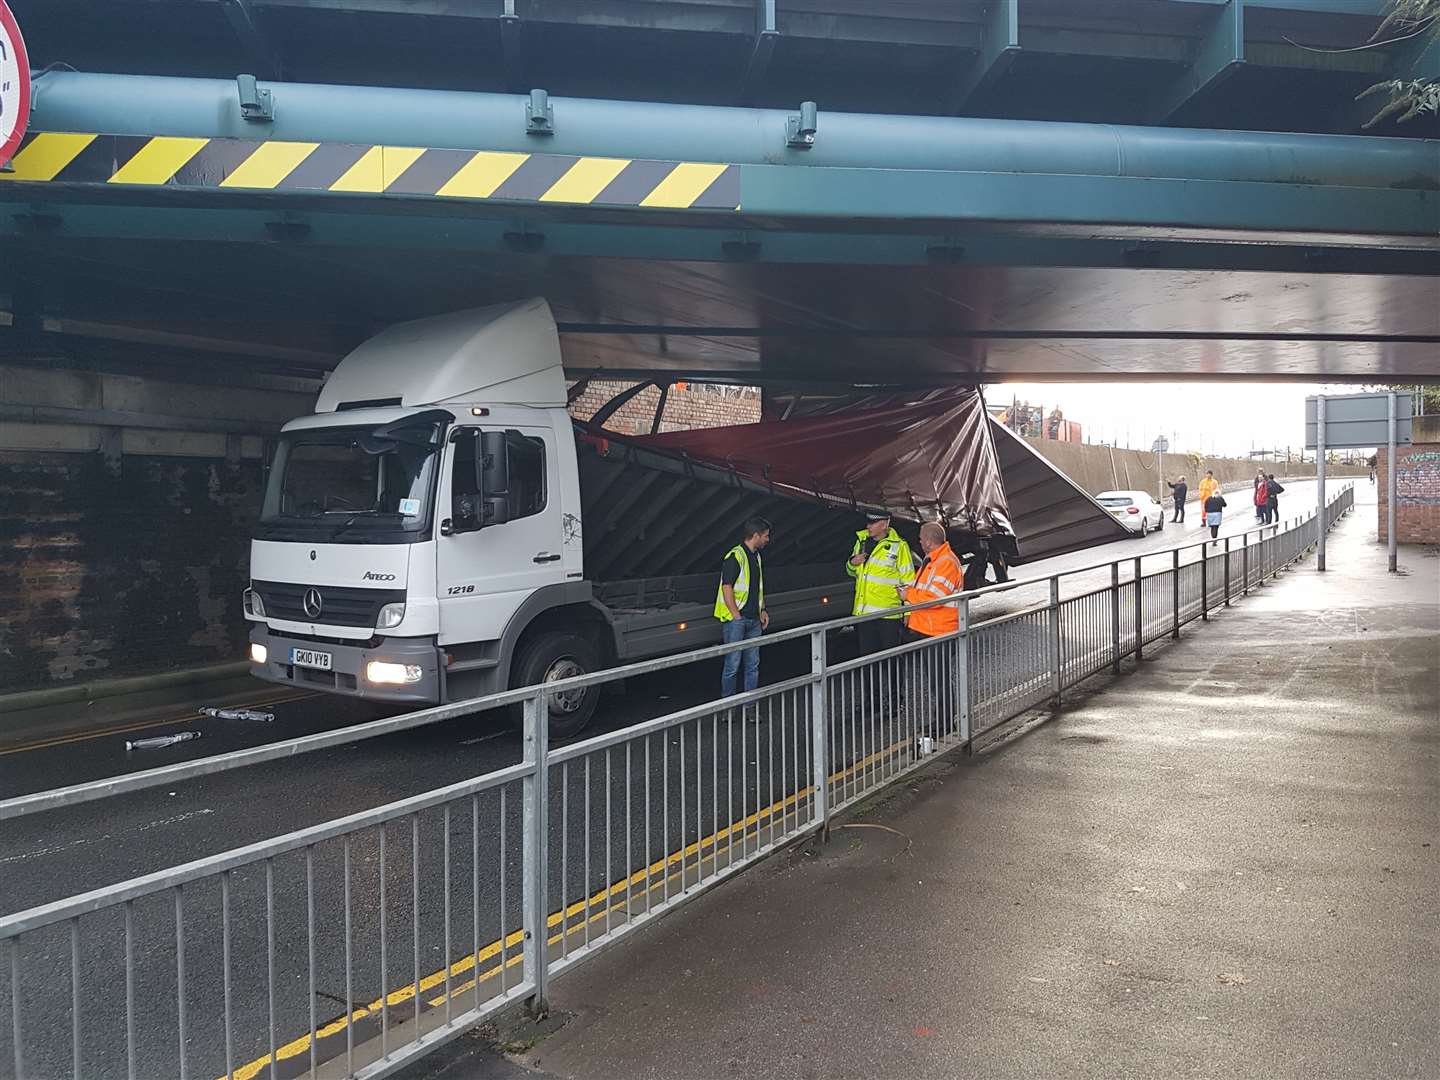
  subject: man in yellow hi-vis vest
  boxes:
[847,511,916,655]
[715,516,771,697]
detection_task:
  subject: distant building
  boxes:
[994,400,1082,442]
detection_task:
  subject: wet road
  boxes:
[0,480,1333,1080]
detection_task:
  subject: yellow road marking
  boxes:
[0,692,313,757]
[0,133,96,181]
[435,151,529,199]
[224,729,919,1080]
[538,156,630,203]
[218,141,320,189]
[108,137,209,185]
[639,162,727,208]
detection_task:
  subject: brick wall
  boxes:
[569,380,760,434]
[1,359,311,694]
[0,451,263,692]
[1377,443,1440,545]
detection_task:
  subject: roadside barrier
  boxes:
[0,485,1353,1080]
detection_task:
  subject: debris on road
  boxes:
[125,732,202,751]
[199,706,275,722]
[1217,972,1248,986]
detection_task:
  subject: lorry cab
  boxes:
[246,299,590,715]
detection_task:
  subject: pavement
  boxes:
[405,482,1439,1080]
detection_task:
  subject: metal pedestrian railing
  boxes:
[0,484,1353,1080]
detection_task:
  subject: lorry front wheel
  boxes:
[511,632,601,739]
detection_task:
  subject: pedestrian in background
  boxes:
[1166,476,1188,523]
[1265,474,1284,526]
[1204,491,1227,541]
[715,516,770,697]
[847,511,916,655]
[1196,470,1220,528]
[1253,468,1267,521]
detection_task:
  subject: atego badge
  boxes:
[0,0,29,170]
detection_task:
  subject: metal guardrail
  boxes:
[0,485,1353,1080]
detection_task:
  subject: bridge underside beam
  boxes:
[3,224,1436,383]
[2,199,1434,277]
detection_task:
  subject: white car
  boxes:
[1097,490,1166,536]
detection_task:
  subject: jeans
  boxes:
[1172,500,1185,522]
[720,617,763,696]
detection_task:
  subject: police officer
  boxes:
[847,511,915,655]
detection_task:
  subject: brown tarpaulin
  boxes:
[622,388,1011,531]
[596,385,1128,563]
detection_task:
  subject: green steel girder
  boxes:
[1150,0,1246,123]
[739,0,779,104]
[947,0,1021,113]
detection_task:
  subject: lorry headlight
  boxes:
[249,642,268,665]
[367,661,424,684]
[244,588,266,618]
[376,602,406,629]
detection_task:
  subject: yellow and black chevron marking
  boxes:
[0,132,741,210]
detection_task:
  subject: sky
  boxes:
[982,381,1382,459]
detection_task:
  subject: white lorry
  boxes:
[245,298,891,736]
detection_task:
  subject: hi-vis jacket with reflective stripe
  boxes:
[905,542,963,636]
[846,528,916,619]
[713,544,764,622]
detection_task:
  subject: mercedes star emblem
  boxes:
[303,587,324,619]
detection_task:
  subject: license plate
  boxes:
[290,648,332,671]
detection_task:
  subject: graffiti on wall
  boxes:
[1396,450,1440,506]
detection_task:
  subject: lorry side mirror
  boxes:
[479,431,513,527]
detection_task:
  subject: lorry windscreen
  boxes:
[257,415,446,544]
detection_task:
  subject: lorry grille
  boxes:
[252,580,404,628]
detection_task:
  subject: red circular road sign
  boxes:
[0,0,31,169]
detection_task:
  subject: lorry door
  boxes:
[435,425,566,645]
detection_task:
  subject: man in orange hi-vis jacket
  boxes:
[905,522,963,641]
[903,521,964,741]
